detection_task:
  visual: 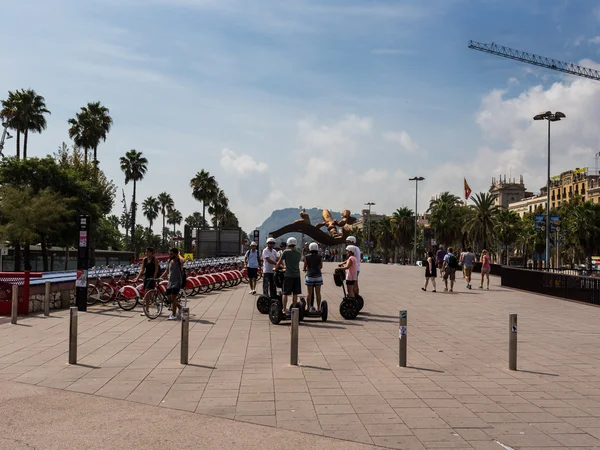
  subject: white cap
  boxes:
[266,237,276,244]
[250,241,257,246]
[287,237,297,246]
[346,236,356,243]
[309,242,318,252]
[345,245,357,254]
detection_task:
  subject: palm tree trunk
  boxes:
[93,145,98,167]
[23,129,28,160]
[84,148,88,166]
[162,213,166,247]
[23,242,32,271]
[13,240,21,271]
[131,181,137,254]
[15,130,21,159]
[202,203,206,229]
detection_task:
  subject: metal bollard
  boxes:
[11,285,18,324]
[69,307,78,364]
[509,313,517,370]
[399,310,407,367]
[44,281,51,316]
[181,307,190,365]
[290,307,299,366]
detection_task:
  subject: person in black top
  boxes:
[422,250,437,292]
[135,247,159,290]
[303,242,323,312]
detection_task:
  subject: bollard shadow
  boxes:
[185,364,216,369]
[190,319,214,325]
[407,366,445,373]
[300,365,331,371]
[302,322,348,330]
[70,363,100,369]
[516,369,559,377]
[360,312,399,320]
[356,317,395,324]
[12,323,33,327]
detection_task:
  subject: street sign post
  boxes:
[75,215,90,312]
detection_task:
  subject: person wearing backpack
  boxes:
[161,247,185,320]
[245,241,262,294]
[442,247,458,292]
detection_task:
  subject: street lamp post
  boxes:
[409,177,425,265]
[534,111,565,269]
[365,202,375,261]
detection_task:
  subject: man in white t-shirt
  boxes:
[262,237,279,298]
[346,236,361,295]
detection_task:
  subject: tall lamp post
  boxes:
[365,202,375,261]
[409,177,425,265]
[533,111,565,269]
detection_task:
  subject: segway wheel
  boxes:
[298,301,306,321]
[321,300,328,322]
[256,295,271,314]
[269,302,282,325]
[356,295,364,312]
[339,298,359,320]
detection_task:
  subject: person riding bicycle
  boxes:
[135,247,160,315]
[161,247,185,320]
[275,237,302,314]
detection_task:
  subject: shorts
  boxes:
[165,287,180,296]
[283,277,302,295]
[305,275,323,286]
[443,268,456,281]
[464,266,473,277]
[346,280,356,286]
[481,267,491,275]
[247,267,258,279]
[437,262,444,270]
[143,278,156,290]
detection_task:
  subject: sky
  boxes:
[3,0,600,232]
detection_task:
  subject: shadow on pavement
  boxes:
[407,366,445,373]
[300,365,331,371]
[517,369,559,377]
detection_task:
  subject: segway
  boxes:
[299,289,328,322]
[269,297,305,325]
[334,268,359,320]
[256,270,284,314]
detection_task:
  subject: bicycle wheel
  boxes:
[87,284,100,305]
[143,290,163,319]
[117,292,138,311]
[97,283,114,304]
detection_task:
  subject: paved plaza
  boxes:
[1,263,600,449]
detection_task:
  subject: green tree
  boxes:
[209,189,229,227]
[428,192,463,248]
[564,201,600,268]
[463,192,499,252]
[185,212,208,229]
[167,208,183,236]
[120,150,148,255]
[372,217,394,264]
[157,192,174,247]
[494,209,520,264]
[391,207,415,262]
[142,196,160,230]
[68,101,112,167]
[96,216,124,252]
[191,170,218,228]
[220,209,240,228]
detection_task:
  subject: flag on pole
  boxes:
[464,178,472,201]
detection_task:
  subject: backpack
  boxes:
[447,254,458,269]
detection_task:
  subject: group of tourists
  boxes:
[244,236,362,315]
[422,244,491,293]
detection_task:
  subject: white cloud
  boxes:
[362,169,388,183]
[219,148,269,175]
[382,130,419,153]
[589,36,600,44]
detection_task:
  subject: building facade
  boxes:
[489,175,530,209]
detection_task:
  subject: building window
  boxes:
[529,206,532,213]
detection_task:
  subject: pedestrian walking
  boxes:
[422,251,437,292]
[436,245,446,276]
[442,247,458,292]
[461,247,475,289]
[245,241,261,294]
[479,249,491,290]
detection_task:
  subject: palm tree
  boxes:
[120,150,148,253]
[391,207,415,262]
[142,196,160,231]
[494,209,521,264]
[428,192,463,247]
[464,192,499,251]
[208,189,229,227]
[190,170,218,227]
[68,101,112,167]
[167,208,183,236]
[157,192,174,247]
[565,201,600,268]
[372,217,394,264]
[220,209,239,228]
[0,89,50,159]
[185,211,207,229]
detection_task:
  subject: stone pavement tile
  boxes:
[145,368,183,382]
[314,404,355,414]
[371,435,426,450]
[195,404,236,419]
[455,429,491,441]
[476,412,523,423]
[275,392,312,401]
[235,401,275,416]
[402,417,450,429]
[423,398,464,409]
[318,413,363,431]
[358,413,402,425]
[238,392,275,402]
[444,416,491,428]
[412,428,470,448]
[433,407,478,418]
[550,433,600,447]
[309,388,346,396]
[277,419,323,435]
[112,368,153,381]
[395,408,439,419]
[379,389,420,399]
[352,402,395,414]
[65,377,111,394]
[126,380,173,406]
[96,380,141,399]
[364,423,412,436]
[312,395,350,405]
[501,402,545,413]
[468,441,510,450]
[515,412,562,423]
[37,377,74,389]
[492,433,562,447]
[532,422,586,434]
[323,430,373,445]
[277,400,315,412]
[565,416,600,428]
[388,398,429,408]
[583,428,600,439]
[235,415,277,427]
[201,388,239,398]
[543,407,590,417]
[160,383,204,411]
[197,396,237,408]
[347,395,386,405]
[276,409,318,422]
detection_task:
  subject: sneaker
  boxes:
[479,286,483,289]
[167,315,178,320]
[432,290,436,293]
[421,287,426,291]
[444,288,448,292]
[486,287,489,290]
[449,289,453,293]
